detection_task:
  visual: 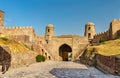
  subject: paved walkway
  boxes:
[0,61,119,78]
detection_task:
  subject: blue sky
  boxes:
[0,0,120,36]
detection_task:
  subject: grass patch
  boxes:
[0,37,8,41]
[24,44,30,49]
[0,37,30,53]
[89,39,120,56]
[99,38,106,43]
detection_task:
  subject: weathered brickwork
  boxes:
[96,54,120,75]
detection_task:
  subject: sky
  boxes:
[0,0,120,36]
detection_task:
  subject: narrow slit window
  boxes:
[88,27,91,30]
[48,29,50,32]
[88,33,91,39]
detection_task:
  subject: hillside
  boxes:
[0,37,31,53]
[80,39,120,65]
[88,39,120,56]
[0,36,37,68]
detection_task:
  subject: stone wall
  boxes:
[96,54,120,75]
[32,35,54,60]
[0,26,51,61]
[92,31,109,45]
[0,10,36,43]
[45,35,88,61]
[0,46,36,69]
[109,19,120,39]
[0,26,36,42]
[0,10,4,27]
[45,36,73,61]
[9,35,30,43]
[0,26,47,53]
[35,35,46,45]
[92,19,120,45]
[72,36,88,59]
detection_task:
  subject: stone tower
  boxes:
[45,24,54,41]
[0,10,4,27]
[84,22,96,40]
[109,19,120,39]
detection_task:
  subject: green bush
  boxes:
[36,55,45,62]
[24,44,30,49]
[0,37,8,41]
[99,38,106,43]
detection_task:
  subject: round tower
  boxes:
[0,10,4,27]
[45,24,54,41]
[84,22,96,40]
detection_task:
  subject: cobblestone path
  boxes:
[0,61,119,78]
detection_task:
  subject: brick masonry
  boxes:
[96,54,120,75]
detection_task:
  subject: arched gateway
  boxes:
[59,44,72,61]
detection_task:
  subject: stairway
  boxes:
[74,44,88,61]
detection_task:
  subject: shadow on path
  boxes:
[50,67,120,78]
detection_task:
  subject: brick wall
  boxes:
[96,54,120,75]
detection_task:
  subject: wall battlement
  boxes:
[94,30,109,39]
[4,26,33,29]
[0,10,40,43]
[0,26,36,42]
[93,19,120,45]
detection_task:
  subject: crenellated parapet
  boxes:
[0,26,36,42]
[93,18,120,45]
[3,26,35,35]
[94,30,108,39]
[92,30,109,45]
[98,18,120,40]
[4,26,33,29]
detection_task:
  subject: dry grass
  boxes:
[80,39,120,65]
[88,39,120,56]
[0,37,30,53]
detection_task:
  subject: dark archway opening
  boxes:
[59,44,72,61]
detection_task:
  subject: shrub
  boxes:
[36,55,45,62]
[24,44,30,49]
[0,37,8,41]
[99,38,106,43]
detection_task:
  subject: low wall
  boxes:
[96,54,120,75]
